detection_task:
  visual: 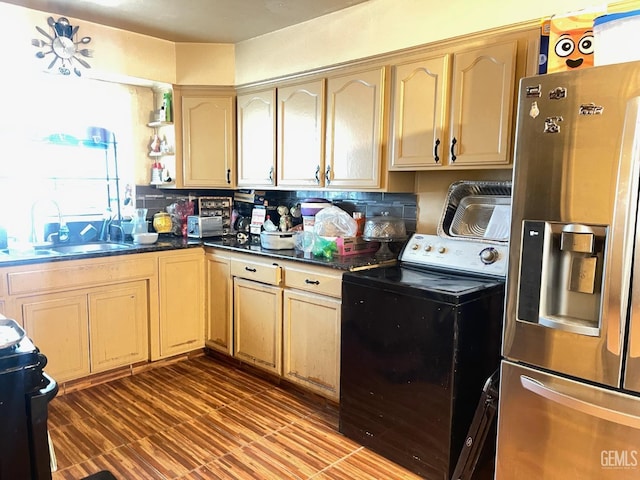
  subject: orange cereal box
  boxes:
[548,6,606,73]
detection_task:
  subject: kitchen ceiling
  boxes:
[3,0,370,43]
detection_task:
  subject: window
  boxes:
[0,72,152,243]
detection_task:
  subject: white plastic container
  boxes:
[594,10,640,66]
[260,231,295,250]
[303,216,315,232]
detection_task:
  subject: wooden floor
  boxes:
[48,355,423,479]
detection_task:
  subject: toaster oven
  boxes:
[187,216,224,238]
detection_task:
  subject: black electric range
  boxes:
[339,234,508,479]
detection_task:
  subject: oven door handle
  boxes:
[521,375,640,429]
[39,372,59,400]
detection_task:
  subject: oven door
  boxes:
[496,360,640,480]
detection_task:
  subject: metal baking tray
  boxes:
[449,195,511,240]
[438,180,512,244]
[0,318,26,350]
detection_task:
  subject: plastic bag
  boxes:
[313,206,358,237]
[312,234,338,259]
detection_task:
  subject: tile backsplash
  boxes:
[135,186,417,234]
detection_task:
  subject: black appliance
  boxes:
[339,233,508,479]
[0,319,58,480]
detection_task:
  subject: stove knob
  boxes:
[438,246,446,254]
[412,243,420,250]
[424,244,432,252]
[480,247,498,264]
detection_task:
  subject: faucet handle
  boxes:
[58,224,70,242]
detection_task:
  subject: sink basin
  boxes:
[50,242,132,254]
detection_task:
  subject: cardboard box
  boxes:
[334,236,379,256]
[547,6,606,73]
[539,18,551,74]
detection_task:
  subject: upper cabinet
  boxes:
[277,79,325,187]
[325,67,386,189]
[237,67,413,192]
[237,88,277,187]
[448,41,516,166]
[160,86,235,189]
[389,34,537,171]
[389,54,450,169]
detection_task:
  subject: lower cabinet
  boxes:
[157,250,205,359]
[233,277,283,375]
[22,293,90,383]
[21,280,149,382]
[283,290,341,400]
[205,251,232,355]
[88,282,149,373]
[207,248,342,401]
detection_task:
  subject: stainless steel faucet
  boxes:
[29,199,69,245]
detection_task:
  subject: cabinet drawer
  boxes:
[230,258,282,286]
[285,264,342,298]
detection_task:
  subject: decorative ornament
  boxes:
[32,16,93,77]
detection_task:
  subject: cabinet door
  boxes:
[237,89,276,187]
[205,253,232,355]
[88,281,149,373]
[158,252,205,358]
[22,294,90,383]
[233,277,282,375]
[277,79,325,187]
[448,41,517,166]
[283,289,341,400]
[389,55,450,169]
[182,94,235,188]
[325,67,386,189]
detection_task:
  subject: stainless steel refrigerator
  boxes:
[496,60,640,479]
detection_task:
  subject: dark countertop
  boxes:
[203,237,396,271]
[0,235,201,267]
[0,235,396,271]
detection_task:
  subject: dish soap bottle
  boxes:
[162,92,172,122]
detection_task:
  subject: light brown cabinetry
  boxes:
[1,247,208,384]
[283,263,342,400]
[234,277,283,375]
[22,293,90,382]
[277,79,325,187]
[237,88,276,187]
[206,248,342,400]
[9,255,156,383]
[205,251,232,355]
[157,250,205,359]
[325,66,386,189]
[160,86,235,189]
[89,281,149,373]
[390,38,527,170]
[230,256,283,374]
[20,280,149,382]
[448,41,516,166]
[389,54,449,169]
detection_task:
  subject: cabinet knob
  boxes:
[315,165,320,184]
[305,279,320,285]
[433,138,441,164]
[325,165,331,185]
[268,166,274,183]
[226,169,231,184]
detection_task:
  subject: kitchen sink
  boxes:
[49,242,132,254]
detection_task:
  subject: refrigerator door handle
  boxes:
[521,375,640,429]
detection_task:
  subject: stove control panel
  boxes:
[400,233,508,278]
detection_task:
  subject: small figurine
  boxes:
[150,134,161,152]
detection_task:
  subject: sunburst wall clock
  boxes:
[32,16,93,77]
